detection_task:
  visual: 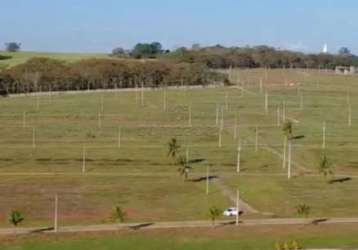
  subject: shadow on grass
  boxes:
[129,223,154,230]
[329,177,352,184]
[311,218,328,225]
[30,227,54,234]
[190,176,219,183]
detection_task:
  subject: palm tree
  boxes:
[209,206,222,227]
[9,210,24,227]
[318,153,334,178]
[282,120,293,138]
[177,155,192,181]
[296,204,311,218]
[9,210,24,235]
[167,138,181,162]
[113,206,126,223]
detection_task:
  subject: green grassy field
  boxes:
[0,51,110,68]
[2,224,358,250]
[0,68,358,228]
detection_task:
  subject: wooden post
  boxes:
[277,107,281,127]
[101,95,104,113]
[225,93,229,111]
[300,95,303,110]
[234,116,238,140]
[348,104,352,128]
[206,166,209,195]
[322,122,326,149]
[215,103,219,126]
[141,82,144,106]
[163,88,167,112]
[259,78,263,93]
[255,126,258,153]
[118,127,121,148]
[82,146,86,174]
[135,85,139,104]
[188,105,192,127]
[288,140,292,179]
[282,101,286,122]
[186,147,190,163]
[54,194,58,233]
[236,189,240,226]
[98,112,102,128]
[36,95,40,111]
[218,129,222,148]
[32,127,36,148]
[22,111,26,128]
[265,91,268,114]
[237,144,241,174]
[282,136,287,169]
[220,106,224,131]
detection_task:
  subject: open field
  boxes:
[1,68,358,229]
[2,224,358,250]
[0,51,110,68]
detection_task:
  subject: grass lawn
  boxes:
[2,224,358,250]
[0,68,358,226]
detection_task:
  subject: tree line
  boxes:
[166,45,358,69]
[0,58,227,95]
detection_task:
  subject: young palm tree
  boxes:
[282,120,293,138]
[296,204,311,218]
[318,153,334,178]
[113,206,126,223]
[9,210,24,227]
[209,206,222,227]
[167,138,181,162]
[177,155,192,181]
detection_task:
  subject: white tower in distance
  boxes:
[323,44,328,54]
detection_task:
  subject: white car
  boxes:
[223,207,239,217]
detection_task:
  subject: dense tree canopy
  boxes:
[4,42,21,52]
[0,58,226,95]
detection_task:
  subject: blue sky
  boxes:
[1,0,358,54]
